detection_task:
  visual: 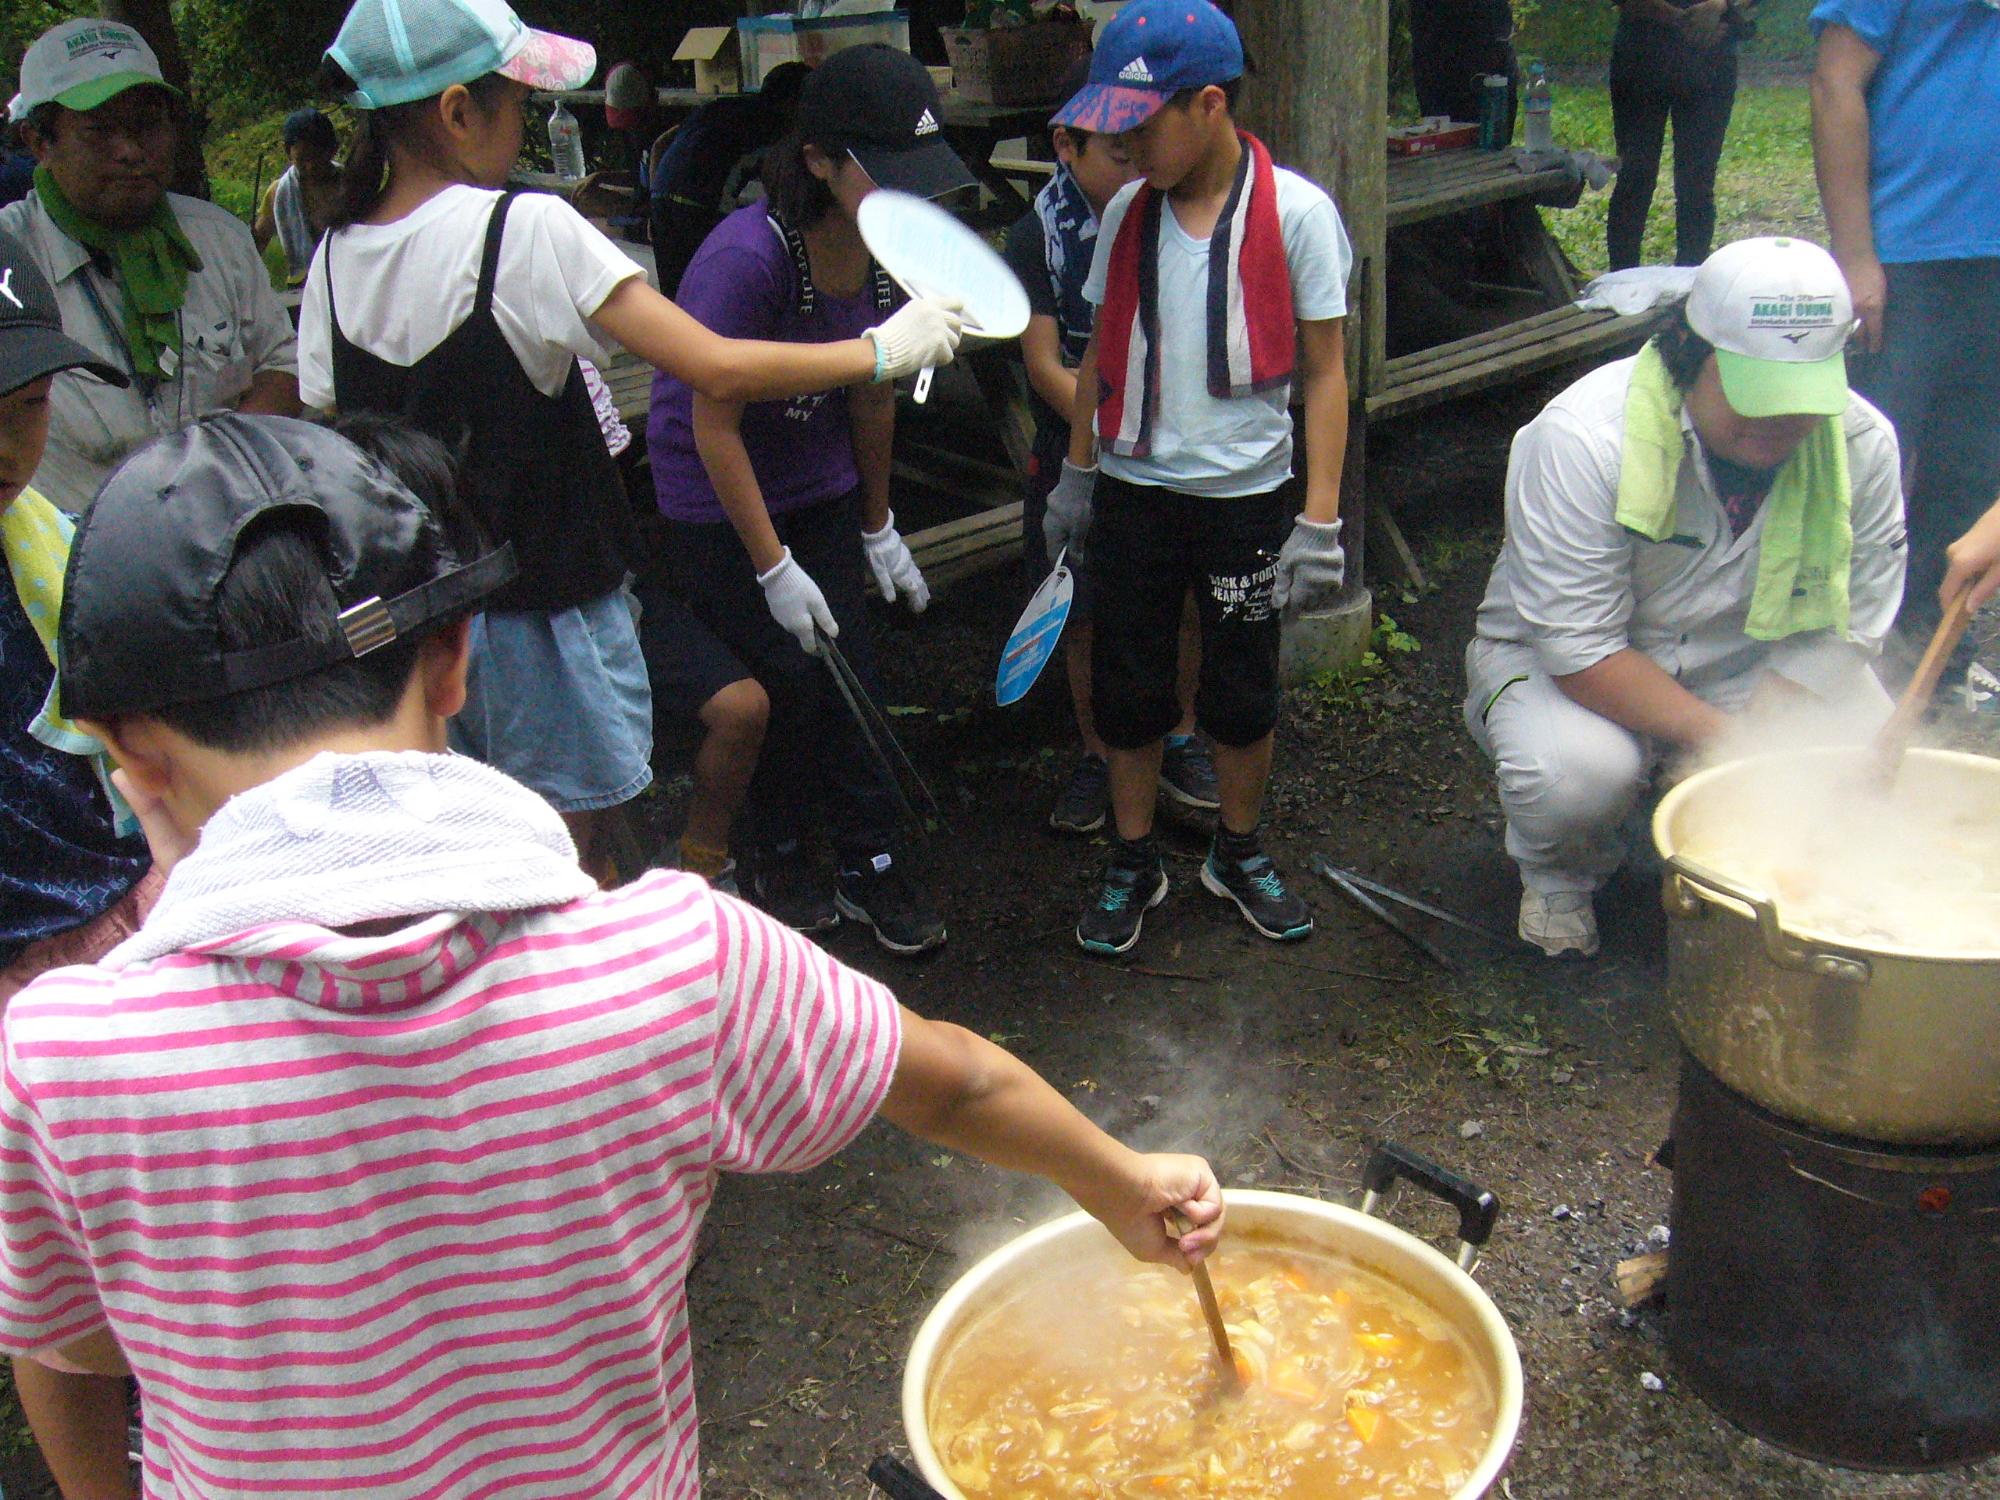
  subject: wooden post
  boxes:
[1235,0,1385,674]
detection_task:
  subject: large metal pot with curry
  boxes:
[897,1151,1524,1500]
[1652,746,2000,1145]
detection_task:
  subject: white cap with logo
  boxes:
[13,18,176,121]
[1685,236,1855,418]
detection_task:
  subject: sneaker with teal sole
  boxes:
[1077,847,1169,955]
[1200,845,1313,940]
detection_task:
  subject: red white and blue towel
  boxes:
[1095,130,1295,458]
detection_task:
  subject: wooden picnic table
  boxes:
[1367,145,1667,424]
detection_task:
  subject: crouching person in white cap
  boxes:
[1464,236,1907,957]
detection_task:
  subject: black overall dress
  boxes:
[325,191,637,616]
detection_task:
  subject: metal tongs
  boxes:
[815,625,948,837]
[1310,856,1522,970]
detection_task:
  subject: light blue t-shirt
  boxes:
[1809,0,2000,263]
[1083,165,1352,497]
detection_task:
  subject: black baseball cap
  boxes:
[0,228,126,397]
[799,45,975,202]
[59,414,515,720]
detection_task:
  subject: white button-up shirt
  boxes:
[0,190,298,513]
[1474,353,1907,700]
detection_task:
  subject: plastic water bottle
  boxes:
[548,101,587,181]
[1523,63,1555,152]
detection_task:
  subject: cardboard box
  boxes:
[939,19,1093,106]
[736,11,913,93]
[1387,119,1480,156]
[674,27,742,94]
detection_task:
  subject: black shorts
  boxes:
[1089,472,1293,750]
[630,568,752,736]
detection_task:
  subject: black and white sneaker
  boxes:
[748,843,839,934]
[1049,753,1110,834]
[1077,842,1168,955]
[1159,734,1220,811]
[1200,840,1313,941]
[836,853,947,955]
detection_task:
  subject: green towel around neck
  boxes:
[1614,340,1852,642]
[34,165,200,382]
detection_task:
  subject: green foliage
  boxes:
[1308,611,1422,710]
[1535,83,1823,280]
[1515,0,1820,63]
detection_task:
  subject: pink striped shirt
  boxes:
[0,871,901,1499]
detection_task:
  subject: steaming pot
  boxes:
[899,1154,1523,1500]
[1653,747,2000,1145]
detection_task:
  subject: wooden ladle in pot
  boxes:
[1168,1209,1241,1393]
[1869,582,1978,790]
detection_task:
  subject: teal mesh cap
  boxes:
[327,0,595,110]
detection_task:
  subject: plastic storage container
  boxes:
[736,11,913,92]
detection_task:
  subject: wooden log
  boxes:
[1616,1251,1669,1308]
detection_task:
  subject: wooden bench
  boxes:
[1366,302,1667,423]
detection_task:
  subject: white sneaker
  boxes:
[1519,888,1599,958]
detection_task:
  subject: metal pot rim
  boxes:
[900,1188,1525,1500]
[1653,746,2000,964]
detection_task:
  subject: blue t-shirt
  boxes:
[0,579,147,966]
[1809,0,2000,263]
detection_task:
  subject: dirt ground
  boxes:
[649,377,2000,1500]
[6,374,1998,1500]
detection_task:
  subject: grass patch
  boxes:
[1535,82,1824,281]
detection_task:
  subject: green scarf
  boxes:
[34,164,200,383]
[1614,340,1852,642]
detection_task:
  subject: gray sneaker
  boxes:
[1050,753,1110,834]
[1159,734,1220,811]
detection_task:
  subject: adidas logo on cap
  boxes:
[1119,56,1154,84]
[913,107,939,136]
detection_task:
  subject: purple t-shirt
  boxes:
[648,206,882,523]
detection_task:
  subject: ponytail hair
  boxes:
[760,128,835,230]
[317,59,518,231]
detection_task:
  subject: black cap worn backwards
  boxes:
[0,228,126,397]
[59,414,515,720]
[799,44,976,202]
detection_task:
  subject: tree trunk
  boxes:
[1233,0,1386,393]
[99,0,209,198]
[1233,0,1384,609]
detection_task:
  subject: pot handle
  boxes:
[1664,859,1873,984]
[1359,1143,1500,1273]
[869,1454,949,1500]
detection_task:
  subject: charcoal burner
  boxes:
[1665,1052,2000,1470]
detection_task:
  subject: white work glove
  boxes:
[866,296,964,383]
[1042,460,1098,565]
[1271,516,1346,618]
[756,547,838,656]
[861,510,931,613]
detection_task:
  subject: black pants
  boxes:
[666,489,900,861]
[1408,0,1517,139]
[1850,258,2000,642]
[1089,474,1292,750]
[1607,28,1737,270]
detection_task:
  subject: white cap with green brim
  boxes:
[1685,236,1855,419]
[16,19,181,118]
[327,0,596,111]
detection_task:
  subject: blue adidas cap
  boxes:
[1053,0,1242,135]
